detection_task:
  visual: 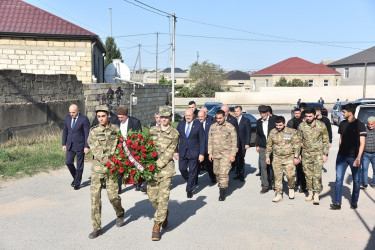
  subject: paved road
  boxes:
[1,110,374,249]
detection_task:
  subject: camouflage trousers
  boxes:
[273,156,296,194]
[147,176,172,224]
[302,153,323,193]
[91,172,123,230]
[213,157,231,188]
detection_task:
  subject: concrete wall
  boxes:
[0,37,99,84]
[83,83,171,127]
[330,64,375,86]
[0,70,84,144]
[215,85,375,105]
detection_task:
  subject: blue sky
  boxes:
[25,0,375,72]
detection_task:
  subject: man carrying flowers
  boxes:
[87,106,125,239]
[148,106,179,241]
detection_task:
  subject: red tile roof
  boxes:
[252,57,340,76]
[0,0,95,36]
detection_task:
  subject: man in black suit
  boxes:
[188,100,199,119]
[116,107,142,193]
[62,104,90,190]
[174,109,205,198]
[200,106,213,121]
[233,106,251,182]
[220,105,240,171]
[197,110,216,184]
[256,105,276,194]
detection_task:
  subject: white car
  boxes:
[355,104,375,124]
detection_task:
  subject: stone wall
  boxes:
[83,83,171,127]
[0,70,84,144]
[0,37,95,83]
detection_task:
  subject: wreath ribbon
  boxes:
[123,141,145,171]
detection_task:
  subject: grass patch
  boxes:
[0,129,68,179]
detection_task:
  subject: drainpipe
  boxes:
[91,41,96,81]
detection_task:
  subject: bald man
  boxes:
[175,109,205,198]
[62,104,90,190]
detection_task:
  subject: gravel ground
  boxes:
[1,109,374,250]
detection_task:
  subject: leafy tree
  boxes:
[188,60,227,97]
[275,77,308,87]
[159,75,172,84]
[104,37,123,68]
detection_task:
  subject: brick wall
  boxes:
[0,37,93,83]
[83,83,171,127]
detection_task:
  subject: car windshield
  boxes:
[357,106,375,124]
[204,102,223,111]
[208,106,222,116]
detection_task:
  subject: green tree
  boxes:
[188,60,227,97]
[275,77,308,87]
[275,77,288,86]
[158,75,172,84]
[104,37,123,68]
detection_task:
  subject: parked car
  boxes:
[331,101,349,125]
[207,105,236,117]
[354,98,375,105]
[242,113,257,146]
[202,102,223,111]
[355,104,375,125]
[291,102,328,118]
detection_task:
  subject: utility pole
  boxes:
[109,8,112,37]
[197,51,199,63]
[138,44,142,83]
[156,32,159,84]
[363,61,368,98]
[171,14,176,121]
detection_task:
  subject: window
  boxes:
[308,79,314,87]
[336,79,338,86]
[238,82,244,85]
[344,68,349,78]
[324,80,329,86]
[252,79,256,91]
[265,79,269,87]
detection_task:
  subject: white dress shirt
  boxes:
[262,116,269,140]
[120,118,129,136]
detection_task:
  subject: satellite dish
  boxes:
[104,59,131,83]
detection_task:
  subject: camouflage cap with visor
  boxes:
[159,106,172,117]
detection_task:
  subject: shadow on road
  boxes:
[320,180,353,204]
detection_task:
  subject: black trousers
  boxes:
[66,149,85,186]
[179,157,199,192]
[296,163,306,190]
[236,148,245,177]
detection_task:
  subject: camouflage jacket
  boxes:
[208,121,237,158]
[88,123,119,173]
[297,120,329,155]
[266,127,300,159]
[149,125,179,178]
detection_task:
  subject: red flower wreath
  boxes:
[106,129,159,184]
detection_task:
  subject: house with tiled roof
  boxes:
[144,67,189,85]
[0,0,105,83]
[328,46,375,86]
[225,70,251,91]
[250,57,341,91]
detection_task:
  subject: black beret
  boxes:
[258,105,268,112]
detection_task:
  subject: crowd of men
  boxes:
[61,100,374,241]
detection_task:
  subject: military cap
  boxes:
[258,105,268,112]
[95,105,109,113]
[159,105,172,116]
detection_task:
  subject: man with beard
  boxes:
[297,108,329,205]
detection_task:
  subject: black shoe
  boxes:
[350,203,358,209]
[135,183,141,191]
[260,188,269,194]
[211,179,217,184]
[71,180,75,187]
[187,191,193,198]
[141,186,147,193]
[240,176,245,182]
[219,188,226,201]
[330,203,341,210]
[255,172,261,176]
[89,229,102,239]
[74,185,80,190]
[233,175,240,180]
[360,185,368,190]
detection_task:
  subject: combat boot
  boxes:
[219,188,226,201]
[313,193,320,205]
[116,208,125,227]
[305,190,313,202]
[162,210,169,229]
[272,193,282,203]
[152,222,161,241]
[289,189,295,199]
[88,229,102,239]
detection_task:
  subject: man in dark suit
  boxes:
[188,100,199,119]
[149,112,160,128]
[174,109,205,198]
[116,107,142,193]
[62,104,90,190]
[256,105,276,194]
[220,105,240,171]
[200,107,213,121]
[197,110,216,184]
[233,106,251,182]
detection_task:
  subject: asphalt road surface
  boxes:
[1,109,374,249]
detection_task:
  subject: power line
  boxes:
[122,0,169,17]
[113,33,156,38]
[134,0,172,16]
[142,46,170,55]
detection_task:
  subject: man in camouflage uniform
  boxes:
[266,116,301,203]
[148,106,179,241]
[87,106,125,239]
[297,108,329,205]
[208,110,237,201]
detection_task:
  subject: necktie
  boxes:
[72,118,76,130]
[186,122,191,137]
